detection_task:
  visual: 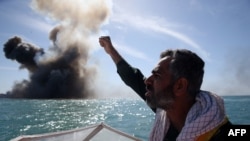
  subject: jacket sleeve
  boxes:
[116,59,147,101]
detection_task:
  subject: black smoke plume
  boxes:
[1,0,110,99]
[3,36,44,72]
[3,33,96,99]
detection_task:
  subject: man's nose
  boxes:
[144,75,153,86]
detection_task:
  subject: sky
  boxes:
[0,0,250,98]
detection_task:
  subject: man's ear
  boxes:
[174,78,188,96]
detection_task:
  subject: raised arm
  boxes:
[99,36,122,64]
[99,36,147,100]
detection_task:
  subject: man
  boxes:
[99,36,231,141]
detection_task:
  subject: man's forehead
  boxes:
[158,56,172,66]
[153,57,172,72]
[160,55,172,61]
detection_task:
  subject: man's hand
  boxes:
[98,36,122,64]
[99,36,113,55]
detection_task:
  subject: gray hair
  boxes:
[160,49,204,97]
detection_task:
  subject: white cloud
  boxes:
[16,13,54,34]
[110,5,210,60]
[0,2,54,35]
[114,42,152,62]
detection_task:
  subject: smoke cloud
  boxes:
[220,46,250,95]
[1,0,111,99]
[204,46,250,96]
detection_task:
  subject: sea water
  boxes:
[0,96,250,141]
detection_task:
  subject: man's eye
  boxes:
[154,74,160,79]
